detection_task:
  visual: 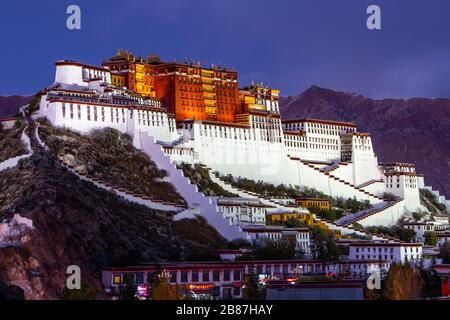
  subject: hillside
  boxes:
[279,86,450,198]
[0,95,33,117]
[0,149,225,299]
[38,120,184,205]
[0,119,26,163]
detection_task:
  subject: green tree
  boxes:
[284,218,306,228]
[424,231,438,246]
[27,92,42,113]
[352,222,364,230]
[383,263,423,300]
[14,120,22,129]
[382,192,397,201]
[311,227,340,262]
[397,227,416,243]
[251,239,297,260]
[412,212,425,221]
[419,265,442,298]
[242,272,264,300]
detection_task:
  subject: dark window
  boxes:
[233,270,241,281]
[146,272,154,283]
[170,272,177,283]
[233,286,241,296]
[283,265,289,274]
[181,271,188,283]
[224,270,231,281]
[135,272,144,285]
[122,272,134,284]
[266,265,272,274]
[192,272,199,282]
[202,271,210,282]
[213,271,220,282]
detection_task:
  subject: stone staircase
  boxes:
[356,179,384,189]
[206,169,298,211]
[319,161,351,173]
[58,159,186,212]
[336,198,405,227]
[312,214,397,242]
[205,165,396,242]
[140,132,248,240]
[0,109,33,173]
[299,159,383,202]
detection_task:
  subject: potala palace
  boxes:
[36,50,443,241]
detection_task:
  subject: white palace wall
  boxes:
[39,96,179,145]
[180,121,383,205]
[351,135,381,186]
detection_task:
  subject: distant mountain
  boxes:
[0,95,33,117]
[279,86,450,198]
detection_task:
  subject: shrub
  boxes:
[178,163,236,197]
[382,192,397,201]
[221,174,371,212]
[424,231,438,246]
[27,92,42,114]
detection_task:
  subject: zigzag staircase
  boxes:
[319,161,350,173]
[140,132,248,241]
[336,199,404,226]
[356,179,384,189]
[204,166,396,242]
[298,159,384,202]
[206,169,295,210]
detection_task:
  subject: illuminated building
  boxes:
[102,50,240,122]
[102,50,157,98]
[102,259,390,300]
[295,197,331,211]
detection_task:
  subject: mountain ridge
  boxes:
[0,95,33,117]
[279,85,450,199]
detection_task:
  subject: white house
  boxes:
[347,241,422,264]
[217,197,272,226]
[242,226,311,254]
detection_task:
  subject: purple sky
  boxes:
[1,0,450,98]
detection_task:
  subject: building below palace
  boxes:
[266,279,364,300]
[102,259,389,300]
[295,197,330,211]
